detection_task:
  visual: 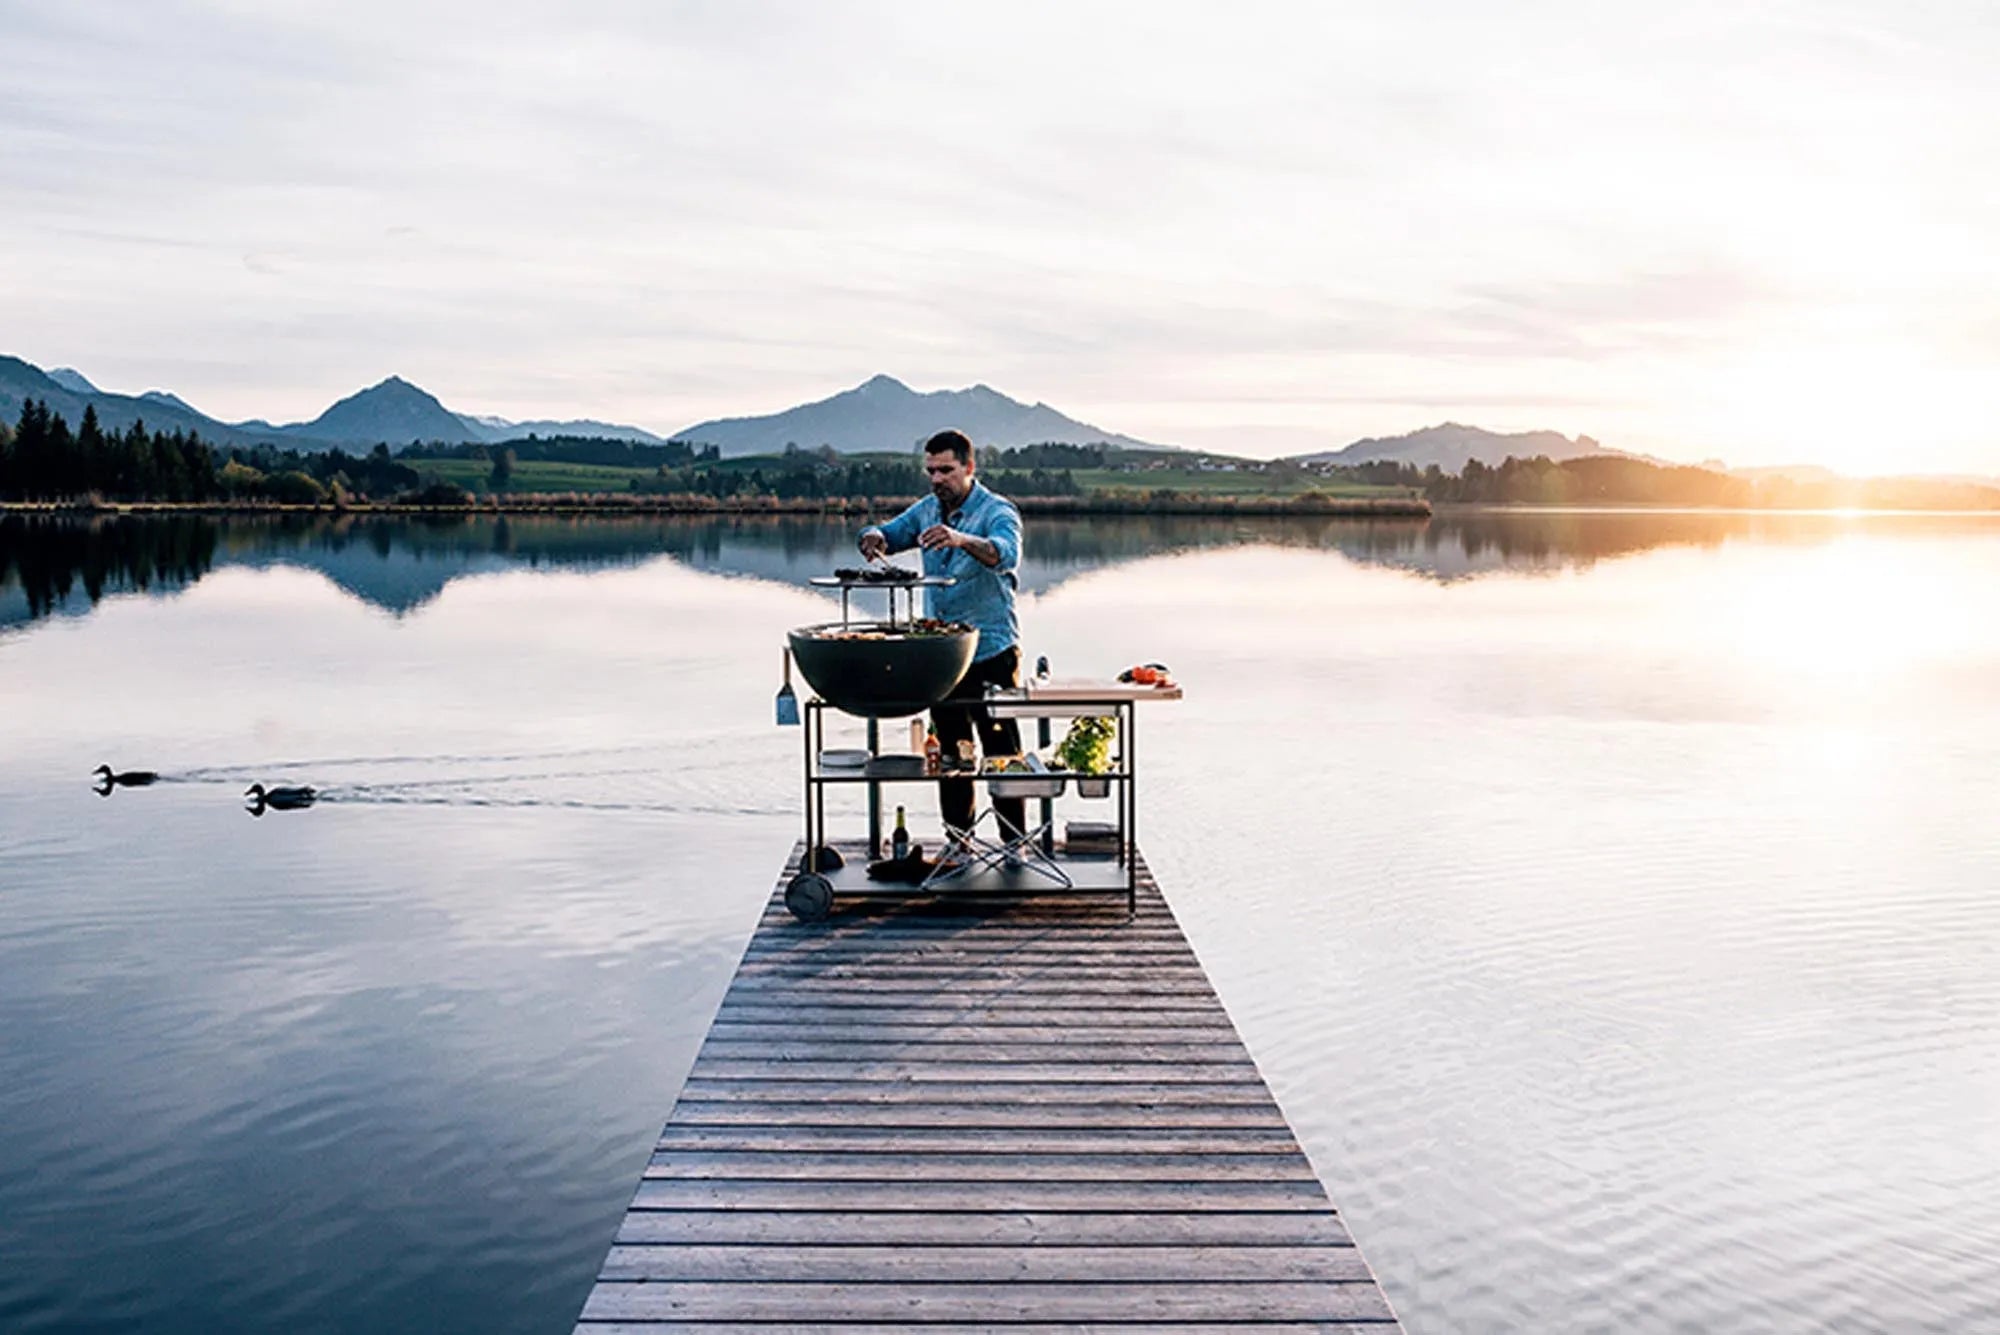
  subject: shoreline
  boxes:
[10,497,1999,519]
[0,494,1434,519]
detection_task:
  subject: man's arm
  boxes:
[921,498,1019,569]
[862,500,925,557]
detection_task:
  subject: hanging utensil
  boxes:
[775,647,800,726]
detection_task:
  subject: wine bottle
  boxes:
[892,805,910,860]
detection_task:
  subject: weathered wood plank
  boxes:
[713,1005,1238,1028]
[579,1324,1391,1335]
[693,1040,1255,1065]
[687,1060,1265,1083]
[629,1178,1334,1212]
[731,959,1211,977]
[748,930,1192,947]
[655,1126,1301,1154]
[721,977,1224,997]
[599,1243,1372,1283]
[708,1021,1239,1043]
[717,992,1230,1011]
[674,1077,1280,1104]
[613,1209,1354,1247]
[664,1100,1294,1129]
[579,1280,1396,1323]
[643,1150,1320,1182]
[740,941,1202,960]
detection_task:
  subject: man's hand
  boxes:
[859,530,888,561]
[922,525,1000,566]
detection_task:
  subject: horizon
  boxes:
[5,3,1997,474]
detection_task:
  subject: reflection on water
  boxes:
[2,510,1997,1333]
[12,508,2000,631]
[0,513,218,620]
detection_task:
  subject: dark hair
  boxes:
[923,429,974,465]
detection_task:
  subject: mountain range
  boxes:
[2,358,1168,458]
[1292,422,1630,473]
[1,358,671,453]
[670,374,1163,455]
[9,352,1717,476]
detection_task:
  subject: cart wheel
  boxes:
[804,844,845,872]
[785,872,834,922]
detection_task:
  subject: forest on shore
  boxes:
[3,399,1994,513]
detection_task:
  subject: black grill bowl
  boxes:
[787,622,978,718]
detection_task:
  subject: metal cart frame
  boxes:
[793,690,1144,919]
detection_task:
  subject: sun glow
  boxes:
[1692,341,1994,477]
[1716,537,1979,687]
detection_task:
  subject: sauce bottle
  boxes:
[924,726,941,776]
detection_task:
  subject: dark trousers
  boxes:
[932,646,1023,838]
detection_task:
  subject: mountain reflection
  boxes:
[5,509,1994,631]
[0,513,218,621]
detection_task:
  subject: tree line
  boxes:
[404,437,721,468]
[1,400,460,504]
[633,458,1080,500]
[1332,454,2000,509]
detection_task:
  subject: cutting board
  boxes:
[1017,678,1184,702]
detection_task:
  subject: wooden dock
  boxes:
[577,845,1401,1331]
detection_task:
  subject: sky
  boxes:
[3,0,1997,474]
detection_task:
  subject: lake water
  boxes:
[3,509,1996,1333]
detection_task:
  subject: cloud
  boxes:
[2,1,1997,471]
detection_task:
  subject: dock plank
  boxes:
[613,1209,1354,1247]
[653,1126,1303,1154]
[581,1280,1396,1323]
[575,847,1399,1330]
[600,1243,1375,1282]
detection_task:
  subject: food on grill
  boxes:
[799,618,970,642]
[831,565,921,583]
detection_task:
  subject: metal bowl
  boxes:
[788,621,977,718]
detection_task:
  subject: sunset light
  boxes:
[5,10,2000,1331]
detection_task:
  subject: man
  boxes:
[859,429,1026,848]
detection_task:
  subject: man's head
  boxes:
[923,429,976,509]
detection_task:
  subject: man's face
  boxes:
[925,450,974,508]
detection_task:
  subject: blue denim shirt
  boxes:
[863,481,1022,661]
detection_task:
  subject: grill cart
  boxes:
[786,598,1180,921]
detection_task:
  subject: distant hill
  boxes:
[282,375,476,446]
[0,355,278,447]
[673,374,1170,458]
[46,367,100,395]
[462,415,667,445]
[1292,422,1628,472]
[140,389,201,415]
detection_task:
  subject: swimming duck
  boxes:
[244,783,317,814]
[92,764,159,788]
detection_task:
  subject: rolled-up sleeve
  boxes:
[865,499,926,554]
[984,498,1022,572]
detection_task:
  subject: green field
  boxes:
[417,459,652,493]
[1067,468,1408,498]
[409,456,1413,501]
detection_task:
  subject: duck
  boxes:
[92,764,159,788]
[244,782,318,814]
